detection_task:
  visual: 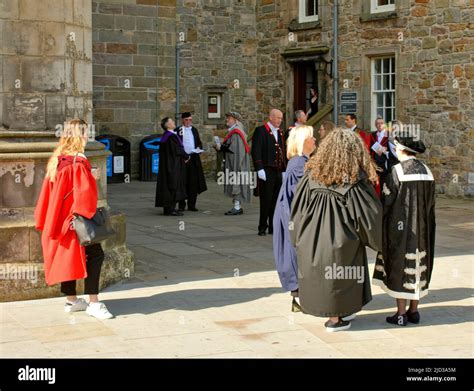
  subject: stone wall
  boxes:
[89,0,473,195]
[1,0,93,130]
[253,0,474,197]
[92,0,160,178]
[175,0,258,172]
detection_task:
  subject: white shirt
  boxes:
[267,122,279,141]
[182,126,195,154]
[350,125,357,132]
[376,130,386,143]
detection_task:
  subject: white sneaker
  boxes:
[342,313,357,321]
[86,302,114,320]
[64,298,88,313]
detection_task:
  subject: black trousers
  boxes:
[60,244,104,296]
[258,168,282,232]
[179,193,197,210]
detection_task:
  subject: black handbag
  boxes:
[72,207,115,246]
[65,155,116,246]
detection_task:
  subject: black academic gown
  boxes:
[175,126,207,196]
[373,158,436,300]
[290,172,382,317]
[155,131,188,208]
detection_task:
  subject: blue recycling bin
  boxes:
[96,134,131,183]
[139,134,161,181]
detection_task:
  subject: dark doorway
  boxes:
[293,62,318,116]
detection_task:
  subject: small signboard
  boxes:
[341,103,357,113]
[340,92,357,102]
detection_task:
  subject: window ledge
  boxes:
[360,11,398,23]
[288,19,321,32]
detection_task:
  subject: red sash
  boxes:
[223,128,250,154]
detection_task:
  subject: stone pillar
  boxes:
[0,0,134,301]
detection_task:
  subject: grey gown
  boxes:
[290,172,382,317]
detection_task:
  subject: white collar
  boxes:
[228,123,238,132]
[350,125,357,132]
[267,122,279,132]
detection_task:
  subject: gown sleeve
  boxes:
[34,177,52,231]
[289,174,312,248]
[346,178,383,252]
[251,127,264,171]
[72,161,98,219]
[380,165,401,220]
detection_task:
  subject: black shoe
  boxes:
[268,227,273,235]
[225,208,243,215]
[324,318,351,332]
[164,209,183,216]
[291,298,302,313]
[407,310,420,324]
[188,207,198,212]
[386,312,408,326]
[258,230,266,236]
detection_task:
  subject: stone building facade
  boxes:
[89,0,473,196]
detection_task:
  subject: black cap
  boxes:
[181,112,192,119]
[394,136,426,154]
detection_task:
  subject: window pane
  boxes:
[383,74,390,90]
[386,108,393,123]
[375,75,382,90]
[385,92,392,106]
[375,59,382,74]
[377,107,384,119]
[307,0,317,16]
[383,58,390,74]
[377,93,383,107]
[391,74,395,89]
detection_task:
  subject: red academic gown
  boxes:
[34,155,98,286]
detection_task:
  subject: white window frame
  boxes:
[370,0,395,14]
[207,94,221,119]
[371,56,396,128]
[299,0,318,23]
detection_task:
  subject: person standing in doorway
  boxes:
[306,87,319,119]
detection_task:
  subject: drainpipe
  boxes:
[332,0,339,125]
[175,43,182,124]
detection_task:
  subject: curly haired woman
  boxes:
[35,119,113,320]
[290,128,382,332]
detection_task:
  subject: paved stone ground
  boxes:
[1,181,473,358]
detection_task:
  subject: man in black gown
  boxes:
[175,112,207,211]
[155,117,188,216]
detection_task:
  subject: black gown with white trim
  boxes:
[373,157,436,300]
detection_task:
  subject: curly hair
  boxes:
[306,128,378,187]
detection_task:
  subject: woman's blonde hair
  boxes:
[46,119,88,181]
[306,127,378,187]
[286,125,314,159]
